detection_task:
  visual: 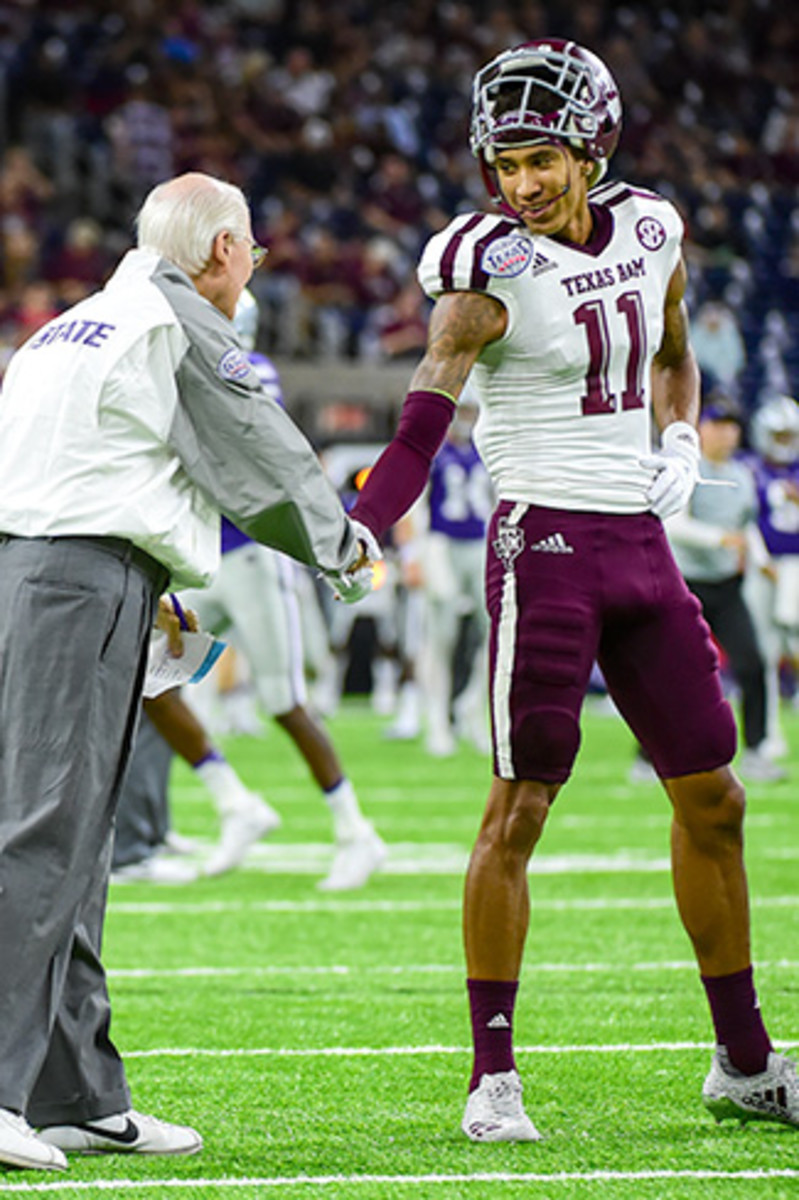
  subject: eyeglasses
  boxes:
[227,233,268,268]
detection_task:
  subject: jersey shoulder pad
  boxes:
[591,178,685,241]
[417,211,530,299]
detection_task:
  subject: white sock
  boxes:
[194,756,256,817]
[324,778,368,842]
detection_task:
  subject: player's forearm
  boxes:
[651,349,700,433]
[349,388,455,538]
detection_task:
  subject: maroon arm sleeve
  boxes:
[349,389,456,538]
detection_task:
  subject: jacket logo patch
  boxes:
[481,234,533,278]
[217,347,251,382]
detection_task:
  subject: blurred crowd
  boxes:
[0,0,797,407]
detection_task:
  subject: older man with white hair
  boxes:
[0,172,375,1172]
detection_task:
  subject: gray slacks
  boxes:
[0,535,166,1124]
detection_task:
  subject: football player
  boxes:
[418,387,494,756]
[743,393,799,758]
[179,291,387,889]
[350,40,798,1138]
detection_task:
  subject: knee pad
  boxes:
[512,706,580,783]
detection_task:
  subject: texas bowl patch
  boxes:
[216,346,251,382]
[481,234,534,278]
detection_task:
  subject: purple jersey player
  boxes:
[350,39,798,1140]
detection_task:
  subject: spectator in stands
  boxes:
[691,300,747,392]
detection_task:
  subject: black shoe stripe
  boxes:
[77,1117,140,1145]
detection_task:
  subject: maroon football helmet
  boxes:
[470,39,623,201]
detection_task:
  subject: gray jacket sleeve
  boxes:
[154,261,357,573]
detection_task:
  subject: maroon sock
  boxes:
[467,978,518,1092]
[701,966,773,1075]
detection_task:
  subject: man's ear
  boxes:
[209,229,230,268]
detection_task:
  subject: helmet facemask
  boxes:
[470,40,622,205]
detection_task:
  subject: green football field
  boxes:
[3,698,797,1198]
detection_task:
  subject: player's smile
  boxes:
[494,142,590,242]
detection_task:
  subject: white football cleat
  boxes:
[703,1048,799,1127]
[426,722,457,758]
[318,825,387,891]
[38,1109,202,1156]
[462,1070,541,1142]
[112,850,199,885]
[204,796,281,877]
[737,749,787,784]
[0,1108,67,1171]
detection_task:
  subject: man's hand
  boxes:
[155,594,199,657]
[641,422,700,520]
[321,564,375,604]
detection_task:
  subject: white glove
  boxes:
[640,422,700,520]
[320,564,374,604]
[319,518,383,604]
[349,518,383,565]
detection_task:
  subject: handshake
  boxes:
[320,519,383,605]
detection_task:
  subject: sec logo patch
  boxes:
[481,234,534,278]
[216,346,251,382]
[635,216,667,252]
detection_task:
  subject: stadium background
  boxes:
[0,0,796,444]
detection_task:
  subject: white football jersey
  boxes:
[417,182,684,512]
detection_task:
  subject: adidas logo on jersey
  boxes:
[530,533,574,554]
[487,1012,511,1029]
[530,249,557,276]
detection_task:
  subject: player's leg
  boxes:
[461,776,557,1143]
[225,545,385,890]
[665,766,798,1125]
[665,767,750,978]
[110,709,198,884]
[420,533,460,756]
[696,578,781,779]
[462,504,599,1142]
[451,538,491,752]
[742,567,786,757]
[145,687,280,877]
[601,531,797,1128]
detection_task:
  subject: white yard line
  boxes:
[1,1168,798,1192]
[122,1039,798,1059]
[107,958,799,980]
[107,894,799,916]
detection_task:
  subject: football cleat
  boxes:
[318,824,387,891]
[203,795,281,877]
[703,1048,799,1127]
[112,850,199,885]
[462,1070,541,1142]
[38,1110,202,1156]
[737,749,787,784]
[0,1108,67,1171]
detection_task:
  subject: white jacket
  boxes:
[0,249,355,586]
